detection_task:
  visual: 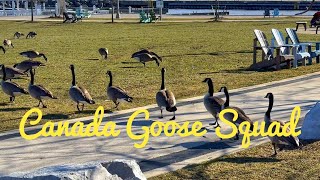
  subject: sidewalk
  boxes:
[0,71,319,177]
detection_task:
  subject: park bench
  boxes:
[63,12,78,23]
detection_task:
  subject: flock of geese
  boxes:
[0,31,301,156]
[202,78,301,155]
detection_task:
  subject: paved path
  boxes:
[0,72,319,177]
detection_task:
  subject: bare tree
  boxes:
[295,0,315,15]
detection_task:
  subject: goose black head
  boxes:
[265,92,273,99]
[106,70,112,76]
[202,78,211,83]
[219,86,227,92]
[69,64,75,70]
[161,67,166,73]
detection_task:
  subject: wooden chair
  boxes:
[286,28,320,64]
[272,28,310,68]
[250,29,294,70]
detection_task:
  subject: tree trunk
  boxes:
[295,0,315,15]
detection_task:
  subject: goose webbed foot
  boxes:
[169,116,175,121]
[114,102,120,110]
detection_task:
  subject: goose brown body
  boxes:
[3,39,14,48]
[203,78,225,127]
[264,93,300,156]
[220,86,254,140]
[156,68,177,120]
[1,65,28,102]
[98,48,108,60]
[20,51,47,61]
[28,69,57,108]
[13,60,45,72]
[69,65,95,111]
[106,71,133,109]
[132,53,160,67]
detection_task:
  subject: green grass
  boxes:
[0,20,320,132]
[150,141,320,179]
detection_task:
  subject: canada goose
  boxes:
[219,86,254,140]
[13,60,45,74]
[156,68,177,120]
[202,78,225,128]
[69,64,95,111]
[26,31,37,39]
[20,51,47,61]
[264,93,301,156]
[131,49,162,61]
[3,39,14,48]
[1,65,28,102]
[0,65,26,80]
[98,48,108,60]
[132,53,160,67]
[28,69,57,108]
[0,46,5,54]
[106,70,133,109]
[14,32,24,39]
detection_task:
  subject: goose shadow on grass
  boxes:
[198,68,256,75]
[216,157,281,163]
[121,61,141,64]
[120,66,145,69]
[84,58,100,61]
[0,107,30,112]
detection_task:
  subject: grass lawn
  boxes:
[150,140,320,179]
[0,20,320,132]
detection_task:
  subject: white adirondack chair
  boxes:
[271,28,310,68]
[286,28,320,64]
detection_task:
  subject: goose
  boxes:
[131,49,162,61]
[14,32,24,39]
[13,60,46,73]
[20,51,47,61]
[0,65,26,80]
[26,31,37,39]
[106,70,133,109]
[98,48,108,60]
[0,46,5,54]
[202,78,225,128]
[264,93,301,156]
[28,69,57,108]
[69,64,95,111]
[219,86,254,140]
[3,39,14,48]
[132,53,160,67]
[1,65,28,102]
[156,68,177,120]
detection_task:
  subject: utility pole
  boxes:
[214,0,219,22]
[116,0,120,19]
[31,0,34,22]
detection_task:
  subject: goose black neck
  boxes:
[160,70,165,90]
[71,68,76,86]
[1,66,5,81]
[108,72,113,87]
[224,88,230,107]
[207,79,214,96]
[30,69,34,85]
[266,95,274,119]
